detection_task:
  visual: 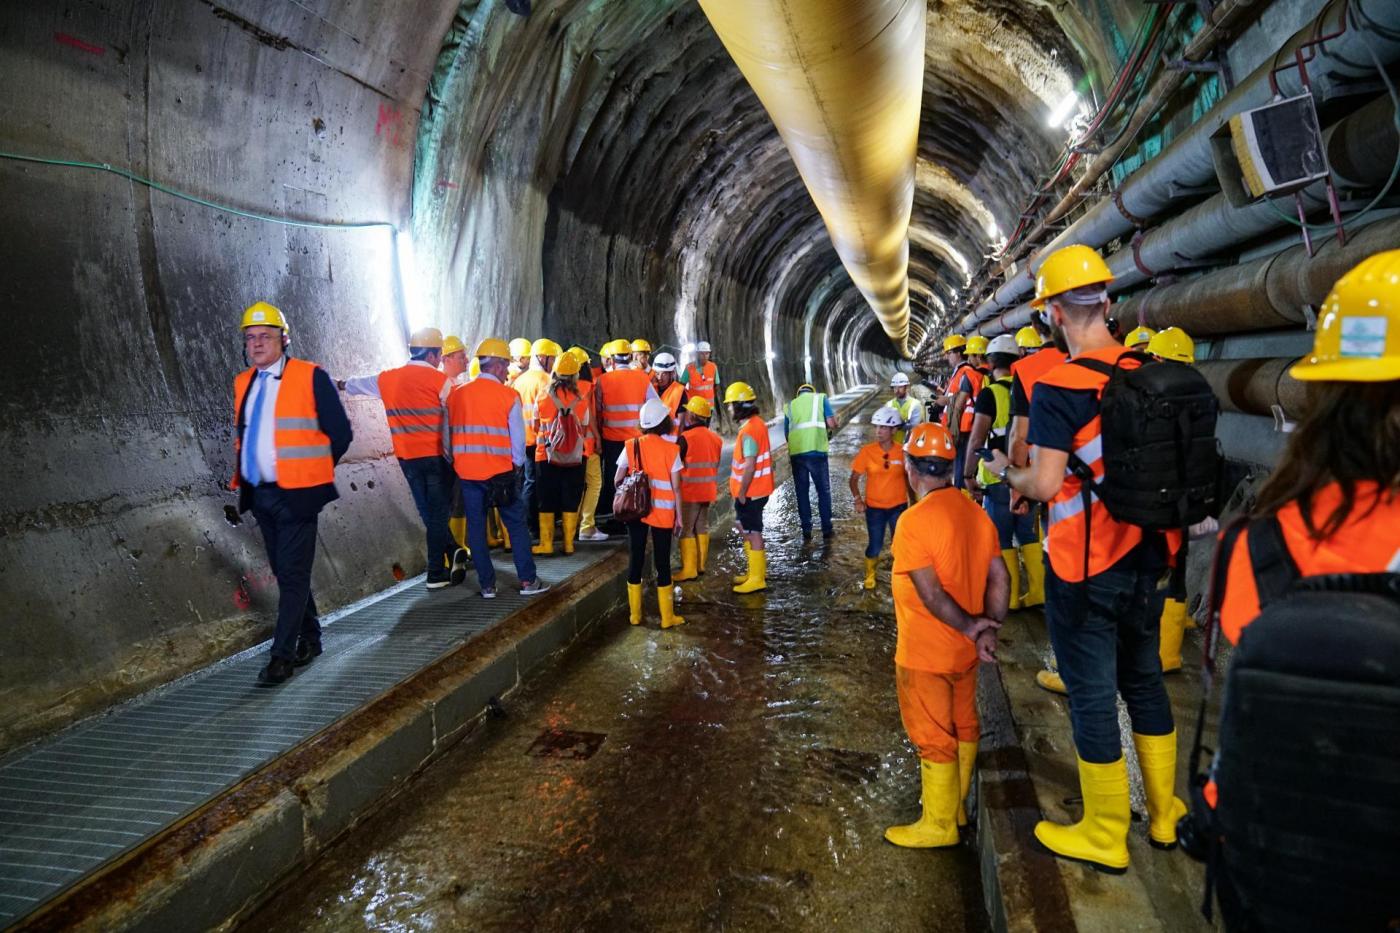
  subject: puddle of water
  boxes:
[246,405,988,933]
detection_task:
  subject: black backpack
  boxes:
[1180,516,1400,932]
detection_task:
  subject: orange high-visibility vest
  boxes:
[730,415,775,499]
[685,361,717,404]
[660,380,685,420]
[1038,346,1144,583]
[1010,346,1069,407]
[447,377,516,481]
[232,358,334,489]
[953,365,987,432]
[596,368,653,441]
[513,368,549,446]
[378,364,447,460]
[679,425,722,503]
[630,434,680,529]
[534,383,593,462]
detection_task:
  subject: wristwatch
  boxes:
[998,464,1012,483]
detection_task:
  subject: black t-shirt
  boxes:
[1010,373,1030,418]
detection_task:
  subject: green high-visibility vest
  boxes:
[886,396,921,444]
[786,392,829,455]
[977,377,1013,487]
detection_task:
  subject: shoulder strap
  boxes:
[1069,357,1116,379]
[1246,514,1301,608]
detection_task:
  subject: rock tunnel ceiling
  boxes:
[0,0,1180,745]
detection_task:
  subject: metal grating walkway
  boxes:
[0,384,874,925]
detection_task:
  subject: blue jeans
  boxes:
[791,453,833,534]
[952,437,968,489]
[399,456,456,581]
[459,477,538,589]
[1045,560,1173,763]
[864,504,905,557]
[982,482,1036,549]
[522,445,539,533]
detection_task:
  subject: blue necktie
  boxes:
[243,372,270,486]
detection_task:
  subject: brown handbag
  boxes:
[612,438,652,522]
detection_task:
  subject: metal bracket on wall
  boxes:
[1301,303,1319,331]
[1271,404,1297,434]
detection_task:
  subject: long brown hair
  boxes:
[1251,380,1400,539]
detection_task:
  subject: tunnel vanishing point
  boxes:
[3,0,1399,929]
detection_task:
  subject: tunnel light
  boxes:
[766,351,778,361]
[393,231,431,333]
[1047,91,1080,129]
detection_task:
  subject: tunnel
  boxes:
[3,0,1399,929]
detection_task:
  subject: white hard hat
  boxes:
[890,372,910,387]
[695,341,712,353]
[639,397,670,430]
[871,406,904,427]
[988,334,1020,357]
[653,352,677,372]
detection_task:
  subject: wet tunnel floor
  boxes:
[248,406,989,932]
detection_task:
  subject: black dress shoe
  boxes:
[293,639,322,667]
[450,548,469,586]
[257,657,295,686]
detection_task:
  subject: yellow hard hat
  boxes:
[630,339,652,353]
[241,301,288,330]
[684,395,713,418]
[723,381,757,403]
[1015,326,1043,349]
[442,335,466,356]
[1123,325,1156,349]
[508,338,532,358]
[942,334,967,352]
[408,327,444,349]
[1147,326,1195,364]
[551,352,581,376]
[1032,244,1114,308]
[609,338,632,357]
[965,335,989,356]
[476,337,511,359]
[1292,249,1400,382]
[468,357,481,379]
[568,345,591,364]
[531,338,562,357]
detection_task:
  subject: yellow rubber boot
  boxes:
[733,549,767,594]
[498,511,511,552]
[1036,670,1069,695]
[1034,756,1131,874]
[1133,731,1189,850]
[697,533,711,573]
[734,540,753,584]
[674,538,699,582]
[449,515,468,551]
[561,512,578,555]
[863,556,877,590]
[531,513,555,555]
[484,510,501,548]
[885,759,961,848]
[1002,548,1024,610]
[658,586,686,629]
[956,740,978,827]
[1158,599,1188,674]
[627,582,644,626]
[1020,542,1046,608]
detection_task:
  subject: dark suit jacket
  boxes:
[236,358,353,518]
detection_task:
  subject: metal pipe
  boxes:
[1196,357,1307,418]
[960,0,1400,333]
[697,0,924,356]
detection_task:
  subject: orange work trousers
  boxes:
[896,665,979,763]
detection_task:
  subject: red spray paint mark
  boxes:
[434,179,459,190]
[55,32,106,55]
[375,103,406,147]
[232,578,253,610]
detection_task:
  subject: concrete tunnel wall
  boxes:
[1,0,1128,749]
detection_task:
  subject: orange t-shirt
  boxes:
[1220,482,1400,644]
[891,487,1001,674]
[851,442,908,509]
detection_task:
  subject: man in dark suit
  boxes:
[233,302,352,686]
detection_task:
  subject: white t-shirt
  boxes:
[615,445,681,474]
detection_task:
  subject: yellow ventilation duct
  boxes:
[697,0,924,357]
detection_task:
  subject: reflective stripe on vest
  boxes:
[730,416,775,498]
[231,358,334,490]
[514,370,549,446]
[786,392,828,455]
[447,379,516,481]
[976,378,1013,487]
[680,426,722,503]
[685,361,717,402]
[379,364,447,460]
[633,435,680,528]
[597,369,651,441]
[887,396,919,445]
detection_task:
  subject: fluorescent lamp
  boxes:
[1047,91,1079,129]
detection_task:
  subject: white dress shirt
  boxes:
[241,356,286,484]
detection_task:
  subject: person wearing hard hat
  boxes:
[963,334,1039,611]
[569,345,596,384]
[444,338,551,599]
[885,372,925,446]
[442,335,469,385]
[571,346,608,543]
[653,352,687,423]
[531,352,594,556]
[614,398,685,628]
[1146,326,1195,365]
[594,339,660,532]
[786,383,839,539]
[673,396,722,582]
[931,334,968,424]
[885,421,1006,848]
[986,243,1184,871]
[515,338,561,543]
[337,327,465,591]
[947,336,991,488]
[680,341,721,412]
[1123,324,1156,350]
[630,338,653,373]
[506,338,532,387]
[849,405,909,590]
[726,382,774,593]
[233,302,353,686]
[1006,316,1064,611]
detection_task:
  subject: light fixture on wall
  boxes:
[1046,91,1079,129]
